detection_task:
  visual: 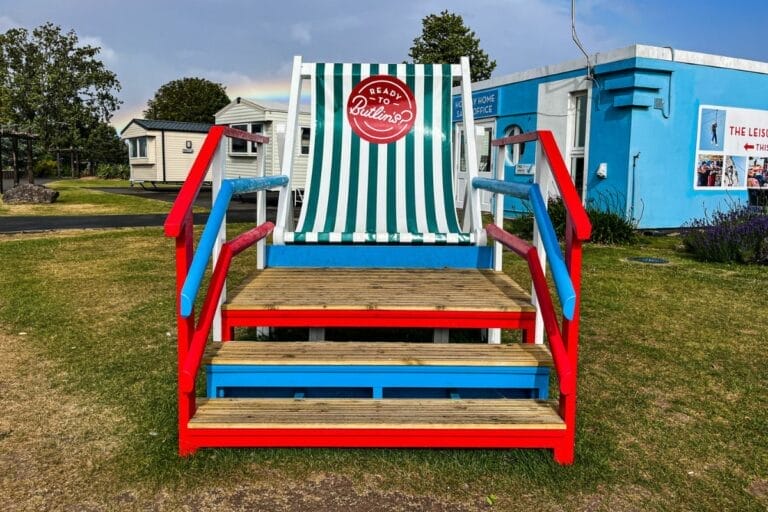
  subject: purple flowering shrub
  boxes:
[683,205,768,264]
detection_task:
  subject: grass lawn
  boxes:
[0,178,204,216]
[0,227,765,510]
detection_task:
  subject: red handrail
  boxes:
[491,130,591,241]
[180,222,275,392]
[485,224,575,395]
[164,126,270,238]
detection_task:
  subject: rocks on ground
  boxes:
[2,183,59,204]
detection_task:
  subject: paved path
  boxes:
[0,210,263,234]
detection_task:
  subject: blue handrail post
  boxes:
[179,175,289,318]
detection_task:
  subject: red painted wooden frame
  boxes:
[181,428,573,463]
[166,128,589,465]
[488,130,592,464]
[165,126,273,454]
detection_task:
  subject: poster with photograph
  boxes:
[747,156,768,188]
[694,105,768,190]
[699,108,725,151]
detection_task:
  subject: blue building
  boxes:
[453,44,768,229]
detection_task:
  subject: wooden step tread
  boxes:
[223,268,534,313]
[189,398,565,430]
[204,342,552,367]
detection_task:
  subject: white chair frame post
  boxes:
[211,137,227,342]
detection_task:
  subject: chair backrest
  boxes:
[275,59,481,245]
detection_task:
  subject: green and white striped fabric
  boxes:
[285,63,474,245]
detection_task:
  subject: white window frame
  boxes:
[129,137,148,159]
[568,91,589,202]
[229,122,263,156]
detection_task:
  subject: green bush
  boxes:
[34,158,58,177]
[505,197,636,245]
[95,163,129,180]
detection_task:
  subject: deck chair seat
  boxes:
[284,231,476,244]
[274,62,483,249]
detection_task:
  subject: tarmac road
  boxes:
[0,183,286,234]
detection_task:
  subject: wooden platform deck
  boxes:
[223,268,534,312]
[189,398,565,430]
[203,341,552,367]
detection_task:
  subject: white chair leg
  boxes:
[433,329,449,343]
[309,328,325,341]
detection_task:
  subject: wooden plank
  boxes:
[223,268,534,313]
[203,341,552,367]
[189,398,566,430]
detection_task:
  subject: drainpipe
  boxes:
[631,152,640,219]
[161,129,167,182]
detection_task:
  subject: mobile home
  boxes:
[121,119,212,184]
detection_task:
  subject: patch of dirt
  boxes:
[0,331,126,511]
[0,330,475,511]
[747,479,768,502]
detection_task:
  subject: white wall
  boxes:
[536,76,592,196]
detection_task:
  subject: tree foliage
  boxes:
[144,77,230,124]
[409,10,496,82]
[0,22,121,153]
[83,122,128,166]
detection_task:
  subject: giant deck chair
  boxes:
[164,56,591,464]
[271,57,485,263]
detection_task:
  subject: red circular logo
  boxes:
[347,75,416,144]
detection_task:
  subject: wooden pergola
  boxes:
[0,125,38,194]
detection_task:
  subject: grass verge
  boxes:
[0,228,765,510]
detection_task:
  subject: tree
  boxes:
[409,10,496,82]
[144,78,230,124]
[0,23,121,153]
[83,121,128,166]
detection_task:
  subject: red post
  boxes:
[176,212,197,455]
[555,221,583,464]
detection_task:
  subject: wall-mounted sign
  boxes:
[515,163,534,175]
[694,105,768,190]
[453,89,499,120]
[182,140,194,154]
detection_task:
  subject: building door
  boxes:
[454,122,494,211]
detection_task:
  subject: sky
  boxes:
[1,0,767,130]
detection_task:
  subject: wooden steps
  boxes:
[223,268,534,312]
[220,268,537,337]
[189,398,566,430]
[204,341,552,400]
[204,341,553,367]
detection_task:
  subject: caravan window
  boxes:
[129,137,147,158]
[230,122,263,155]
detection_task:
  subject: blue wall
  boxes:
[460,52,768,228]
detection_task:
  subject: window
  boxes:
[569,91,589,200]
[230,124,248,153]
[129,137,147,158]
[503,124,525,166]
[572,92,587,149]
[230,122,263,155]
[300,128,311,155]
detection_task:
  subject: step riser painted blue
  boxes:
[206,364,550,400]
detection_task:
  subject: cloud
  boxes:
[290,23,311,44]
[184,67,256,89]
[0,15,22,32]
[80,35,118,64]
